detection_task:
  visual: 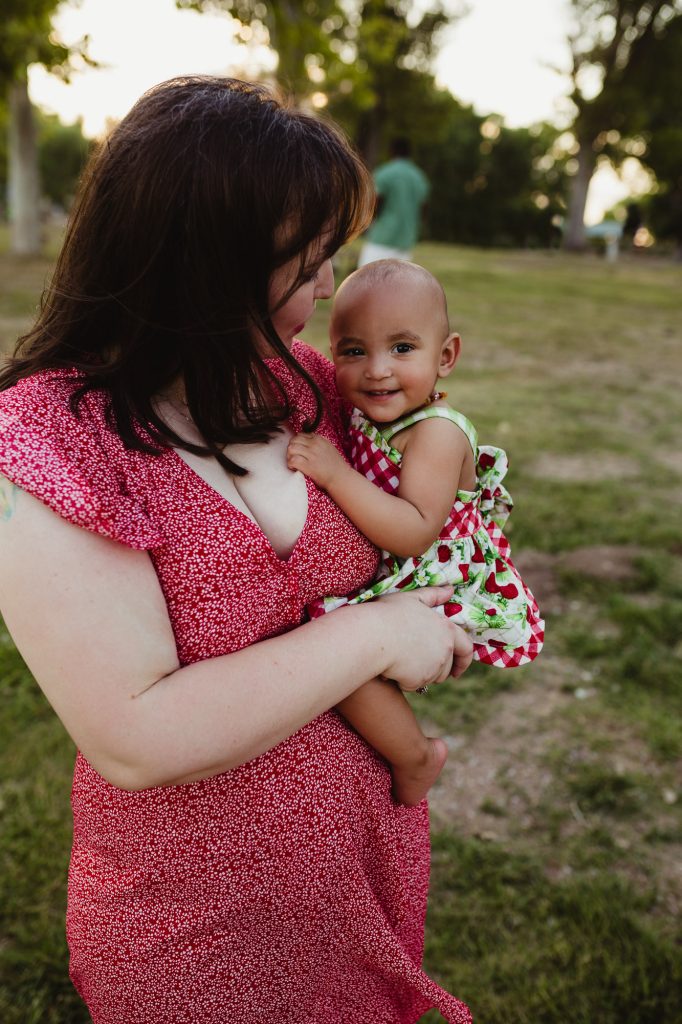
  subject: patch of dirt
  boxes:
[657,450,682,477]
[527,452,641,483]
[560,544,643,581]
[512,550,564,615]
[511,544,645,615]
[551,357,642,385]
[426,659,682,913]
[427,653,576,837]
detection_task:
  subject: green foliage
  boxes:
[566,0,682,147]
[562,1,682,247]
[324,0,460,165]
[37,112,92,207]
[179,1,568,245]
[178,0,345,98]
[178,1,464,166]
[630,17,682,247]
[416,101,566,247]
[0,106,91,212]
[0,0,74,87]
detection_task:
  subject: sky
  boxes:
[28,0,651,222]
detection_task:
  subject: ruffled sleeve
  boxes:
[0,373,164,550]
[477,444,514,530]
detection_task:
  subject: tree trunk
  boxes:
[563,138,596,251]
[357,103,384,169]
[8,78,43,257]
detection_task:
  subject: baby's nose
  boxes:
[365,357,391,379]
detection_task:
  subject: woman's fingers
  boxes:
[403,587,474,680]
[449,624,474,679]
[412,584,454,608]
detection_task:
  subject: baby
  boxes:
[288,259,543,805]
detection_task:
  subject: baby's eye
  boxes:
[340,346,364,357]
[393,343,414,354]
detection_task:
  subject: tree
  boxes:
[416,94,566,248]
[177,0,464,165]
[323,0,459,166]
[176,0,346,100]
[1,0,91,255]
[563,0,682,250]
[37,111,92,207]
[628,16,682,253]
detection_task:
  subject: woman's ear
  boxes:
[438,333,461,377]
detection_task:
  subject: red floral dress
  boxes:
[0,343,472,1024]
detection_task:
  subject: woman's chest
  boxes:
[176,427,309,561]
[138,434,379,662]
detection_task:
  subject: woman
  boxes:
[0,77,473,1023]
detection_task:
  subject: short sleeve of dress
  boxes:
[0,372,164,550]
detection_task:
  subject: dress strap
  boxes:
[381,406,478,455]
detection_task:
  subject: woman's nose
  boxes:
[314,259,334,300]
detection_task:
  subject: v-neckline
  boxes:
[167,446,312,565]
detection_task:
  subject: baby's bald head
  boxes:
[332,259,451,340]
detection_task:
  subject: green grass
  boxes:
[1,231,682,1022]
[422,834,682,1024]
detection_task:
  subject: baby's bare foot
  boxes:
[391,737,449,807]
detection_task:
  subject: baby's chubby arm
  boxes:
[287,418,470,558]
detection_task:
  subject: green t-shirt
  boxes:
[366,158,430,251]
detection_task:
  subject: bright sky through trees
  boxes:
[27,0,651,221]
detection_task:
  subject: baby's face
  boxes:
[330,277,455,425]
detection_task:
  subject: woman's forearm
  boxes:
[100,604,394,790]
[0,483,461,793]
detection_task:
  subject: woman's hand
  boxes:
[373,586,473,692]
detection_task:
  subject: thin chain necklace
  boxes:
[157,394,193,423]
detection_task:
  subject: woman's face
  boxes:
[267,249,335,349]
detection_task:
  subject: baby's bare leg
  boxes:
[337,678,448,806]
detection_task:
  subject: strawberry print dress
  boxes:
[309,405,544,669]
[0,344,472,1024]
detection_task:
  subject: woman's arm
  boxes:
[0,478,470,791]
[287,417,470,558]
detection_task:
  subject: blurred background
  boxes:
[2,0,682,255]
[1,2,681,1023]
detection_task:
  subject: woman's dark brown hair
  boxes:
[0,76,373,473]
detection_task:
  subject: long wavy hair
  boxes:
[0,77,373,473]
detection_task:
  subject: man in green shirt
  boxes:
[358,137,430,267]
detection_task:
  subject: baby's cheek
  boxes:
[334,369,354,402]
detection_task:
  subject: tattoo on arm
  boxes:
[0,480,18,522]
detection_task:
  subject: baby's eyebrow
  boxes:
[387,330,421,342]
[336,335,365,346]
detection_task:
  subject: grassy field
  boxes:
[1,232,681,1023]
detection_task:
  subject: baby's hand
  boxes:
[287,433,347,490]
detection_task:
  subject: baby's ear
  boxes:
[438,333,461,376]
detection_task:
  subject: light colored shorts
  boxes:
[357,241,413,267]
